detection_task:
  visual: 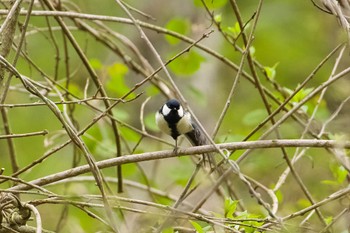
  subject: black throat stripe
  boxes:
[163,110,181,140]
[168,122,180,140]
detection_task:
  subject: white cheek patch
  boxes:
[178,106,184,117]
[162,104,171,115]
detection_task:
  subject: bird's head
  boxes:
[161,99,184,118]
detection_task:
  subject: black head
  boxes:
[160,98,184,126]
[156,99,191,140]
[165,99,180,111]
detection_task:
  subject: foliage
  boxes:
[1,0,350,232]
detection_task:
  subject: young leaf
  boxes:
[325,216,333,225]
[226,22,245,38]
[145,85,160,97]
[122,163,138,177]
[329,163,348,184]
[168,50,205,75]
[94,139,115,157]
[189,220,204,233]
[67,83,83,97]
[264,62,279,80]
[274,189,284,203]
[224,198,238,219]
[292,87,313,103]
[89,58,103,70]
[120,126,139,142]
[321,180,339,186]
[336,166,347,184]
[243,109,266,126]
[112,108,129,121]
[249,46,256,58]
[214,14,222,24]
[145,113,159,132]
[165,18,190,45]
[107,63,133,97]
[161,227,173,233]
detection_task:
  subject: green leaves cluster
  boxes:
[164,17,206,76]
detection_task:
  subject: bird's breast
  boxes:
[176,113,194,135]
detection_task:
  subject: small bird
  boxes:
[155,99,209,161]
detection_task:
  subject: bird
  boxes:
[155,99,210,163]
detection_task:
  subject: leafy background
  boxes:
[1,0,350,232]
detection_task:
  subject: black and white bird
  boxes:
[155,99,209,158]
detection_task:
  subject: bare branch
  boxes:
[8,139,350,191]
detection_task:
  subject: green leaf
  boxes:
[89,58,103,70]
[167,157,195,186]
[112,108,129,122]
[189,220,204,233]
[107,63,133,97]
[145,113,158,132]
[145,85,160,97]
[321,180,339,186]
[329,163,348,184]
[325,216,333,225]
[156,196,173,206]
[161,227,173,233]
[94,139,116,157]
[336,166,347,183]
[329,133,348,141]
[224,198,238,219]
[82,125,103,153]
[217,134,244,143]
[292,87,313,103]
[193,0,227,9]
[297,198,310,209]
[275,189,283,203]
[122,163,138,177]
[168,50,205,75]
[249,46,256,58]
[120,126,140,142]
[214,14,222,23]
[264,62,279,80]
[165,18,190,45]
[243,109,266,126]
[67,83,83,97]
[234,211,263,233]
[226,22,241,38]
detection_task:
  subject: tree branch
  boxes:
[8,139,350,191]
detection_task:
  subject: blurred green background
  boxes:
[1,0,350,232]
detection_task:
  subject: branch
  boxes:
[0,130,48,139]
[23,203,42,233]
[8,139,350,191]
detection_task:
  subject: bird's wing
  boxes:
[185,122,207,146]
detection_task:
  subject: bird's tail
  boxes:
[185,123,216,168]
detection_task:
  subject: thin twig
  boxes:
[24,203,42,233]
[42,0,124,195]
[0,9,323,137]
[0,130,48,139]
[237,58,350,164]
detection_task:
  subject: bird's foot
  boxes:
[173,146,179,156]
[201,154,217,171]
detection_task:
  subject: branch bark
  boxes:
[8,139,350,191]
[0,0,21,80]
